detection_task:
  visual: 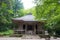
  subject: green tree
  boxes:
[34,0,60,35]
[13,0,24,17]
[0,0,24,31]
[0,0,13,31]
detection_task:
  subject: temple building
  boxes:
[12,14,45,35]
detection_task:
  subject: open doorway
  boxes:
[27,25,33,31]
[27,25,34,35]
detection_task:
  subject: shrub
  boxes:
[0,30,14,36]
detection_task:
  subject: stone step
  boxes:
[22,35,40,39]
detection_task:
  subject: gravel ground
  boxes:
[0,37,60,40]
[0,35,60,40]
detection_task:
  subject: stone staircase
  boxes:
[21,35,40,39]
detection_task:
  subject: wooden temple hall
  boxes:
[12,14,45,35]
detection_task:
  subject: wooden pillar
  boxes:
[34,24,36,35]
[25,24,27,34]
[18,24,23,30]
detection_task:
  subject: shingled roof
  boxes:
[12,14,37,21]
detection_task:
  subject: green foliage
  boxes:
[28,7,36,15]
[0,0,24,32]
[23,7,36,16]
[34,0,60,35]
[0,30,14,36]
[12,0,24,17]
